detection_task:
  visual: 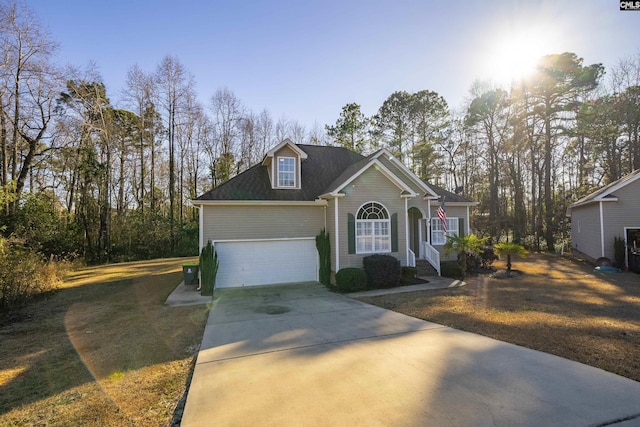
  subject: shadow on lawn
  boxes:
[0,265,207,416]
[367,253,640,381]
[479,254,640,320]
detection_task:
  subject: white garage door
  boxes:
[214,239,318,288]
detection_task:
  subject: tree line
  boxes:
[1,0,639,267]
[325,52,640,252]
[0,1,323,263]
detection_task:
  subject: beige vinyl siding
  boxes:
[202,205,324,243]
[602,182,640,259]
[407,197,430,215]
[338,167,407,269]
[274,145,300,188]
[571,204,602,260]
[429,204,469,261]
[377,156,426,194]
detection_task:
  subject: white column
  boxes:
[335,197,340,272]
[405,198,410,266]
[599,201,605,257]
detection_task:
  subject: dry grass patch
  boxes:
[0,257,209,426]
[358,253,640,382]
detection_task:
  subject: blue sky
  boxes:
[29,0,640,130]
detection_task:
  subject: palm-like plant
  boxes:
[494,242,528,276]
[443,234,487,278]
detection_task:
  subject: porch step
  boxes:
[415,259,438,276]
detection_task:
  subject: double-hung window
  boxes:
[277,157,295,187]
[356,202,391,253]
[431,217,459,245]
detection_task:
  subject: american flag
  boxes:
[437,200,447,233]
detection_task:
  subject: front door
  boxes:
[627,228,640,274]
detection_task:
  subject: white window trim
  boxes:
[277,156,296,188]
[431,217,459,245]
[356,202,391,254]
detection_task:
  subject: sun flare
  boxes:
[483,26,557,87]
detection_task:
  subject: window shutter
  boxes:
[458,218,465,236]
[391,213,398,252]
[348,213,355,254]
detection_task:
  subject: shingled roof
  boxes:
[195,144,473,203]
[568,168,640,211]
[428,184,471,203]
[196,144,364,201]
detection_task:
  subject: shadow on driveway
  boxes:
[182,282,640,426]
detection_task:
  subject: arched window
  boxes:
[356,202,391,253]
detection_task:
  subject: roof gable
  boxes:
[569,168,640,210]
[195,142,475,204]
[261,138,307,165]
[372,149,439,198]
[324,158,418,197]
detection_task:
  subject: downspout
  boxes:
[467,206,471,234]
[599,201,605,257]
[335,197,340,272]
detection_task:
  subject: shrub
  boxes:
[199,241,219,296]
[335,268,367,292]
[363,254,401,288]
[0,241,67,311]
[401,266,417,283]
[479,246,498,269]
[443,234,488,278]
[441,261,462,279]
[463,252,481,274]
[316,228,331,286]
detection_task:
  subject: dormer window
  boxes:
[278,157,296,187]
[262,139,306,189]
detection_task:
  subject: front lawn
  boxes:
[0,258,209,426]
[357,253,640,382]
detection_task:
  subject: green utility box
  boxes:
[182,262,200,287]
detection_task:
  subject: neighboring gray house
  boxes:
[193,139,477,288]
[567,169,640,269]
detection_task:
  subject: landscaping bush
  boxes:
[463,252,481,274]
[462,246,496,274]
[199,241,219,296]
[335,268,368,292]
[441,261,462,279]
[363,254,401,288]
[400,267,418,285]
[0,240,67,311]
[479,246,498,269]
[402,266,417,279]
[316,228,331,286]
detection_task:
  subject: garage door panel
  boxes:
[215,239,318,288]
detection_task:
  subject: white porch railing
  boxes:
[422,242,441,276]
[408,249,416,267]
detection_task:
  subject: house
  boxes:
[193,139,477,288]
[567,169,640,270]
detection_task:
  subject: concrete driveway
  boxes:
[181,283,640,426]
